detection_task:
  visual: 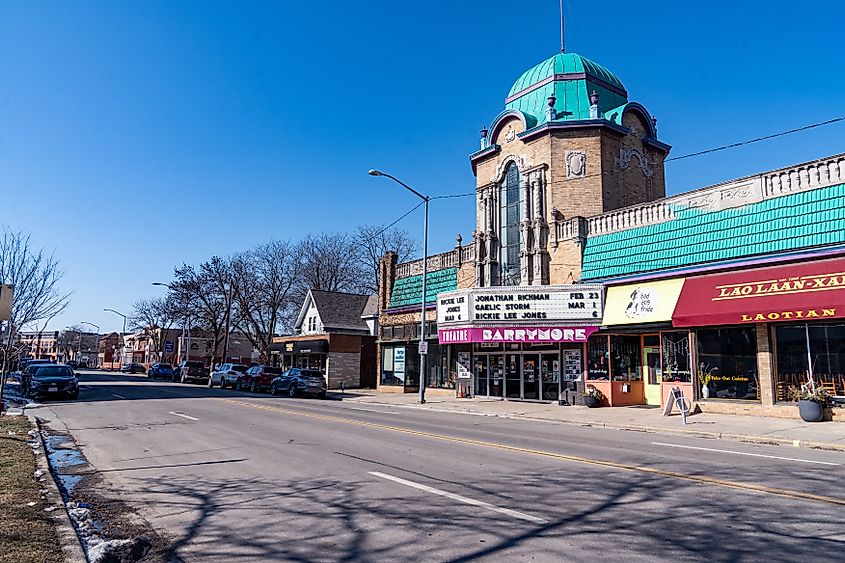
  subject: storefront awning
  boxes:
[267,339,329,354]
[672,257,845,327]
[602,278,685,326]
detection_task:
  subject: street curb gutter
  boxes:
[27,412,88,563]
[351,400,845,453]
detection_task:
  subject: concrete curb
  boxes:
[347,399,845,453]
[27,412,88,563]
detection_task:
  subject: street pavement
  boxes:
[36,371,845,562]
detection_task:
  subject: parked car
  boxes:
[173,360,208,384]
[21,364,79,400]
[120,363,146,374]
[18,358,51,372]
[147,363,174,379]
[271,368,328,399]
[208,363,249,389]
[238,365,284,393]
[66,360,79,369]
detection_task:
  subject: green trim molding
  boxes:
[388,267,458,309]
[582,183,845,280]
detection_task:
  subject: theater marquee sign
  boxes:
[437,285,603,345]
[673,257,845,327]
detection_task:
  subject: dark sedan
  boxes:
[271,368,327,399]
[21,365,79,400]
[147,363,174,379]
[120,363,146,374]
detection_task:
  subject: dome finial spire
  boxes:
[559,0,565,53]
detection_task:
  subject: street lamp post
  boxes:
[79,322,100,368]
[221,279,234,366]
[103,308,127,367]
[368,169,430,404]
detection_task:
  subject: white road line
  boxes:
[111,393,126,399]
[652,442,840,466]
[345,406,400,415]
[168,411,199,421]
[369,471,548,524]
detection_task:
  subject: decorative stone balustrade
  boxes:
[566,152,845,238]
[395,244,476,279]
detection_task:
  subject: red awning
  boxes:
[672,257,845,327]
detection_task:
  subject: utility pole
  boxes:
[368,169,430,404]
[221,280,234,366]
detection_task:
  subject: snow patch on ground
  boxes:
[67,502,151,562]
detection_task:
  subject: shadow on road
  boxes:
[113,464,845,562]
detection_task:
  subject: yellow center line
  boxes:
[213,397,845,507]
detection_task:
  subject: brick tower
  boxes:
[470,52,671,286]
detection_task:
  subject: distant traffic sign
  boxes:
[164,340,174,353]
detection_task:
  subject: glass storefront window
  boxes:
[425,344,455,389]
[381,346,405,386]
[610,335,642,381]
[697,327,758,401]
[661,331,691,383]
[587,335,609,380]
[775,323,845,399]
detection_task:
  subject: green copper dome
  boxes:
[505,52,629,127]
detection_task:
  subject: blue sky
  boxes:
[1,0,843,333]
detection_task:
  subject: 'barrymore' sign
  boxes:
[438,326,597,344]
[437,285,603,326]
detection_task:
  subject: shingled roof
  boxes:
[309,290,371,332]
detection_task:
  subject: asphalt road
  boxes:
[38,371,845,562]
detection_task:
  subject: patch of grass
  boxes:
[0,416,65,563]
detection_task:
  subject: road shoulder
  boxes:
[0,413,77,563]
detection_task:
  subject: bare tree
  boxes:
[299,233,366,294]
[171,257,231,367]
[232,241,302,361]
[61,324,86,362]
[0,228,70,379]
[130,296,179,363]
[0,228,71,333]
[354,225,416,294]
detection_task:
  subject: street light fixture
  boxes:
[103,308,127,366]
[368,169,430,404]
[79,322,100,368]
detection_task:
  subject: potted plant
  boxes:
[790,385,831,422]
[584,384,604,408]
[697,363,718,399]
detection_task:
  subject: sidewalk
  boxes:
[337,391,845,452]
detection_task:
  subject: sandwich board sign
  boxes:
[662,386,690,424]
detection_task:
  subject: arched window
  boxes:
[499,162,522,285]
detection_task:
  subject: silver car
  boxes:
[208,363,249,389]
